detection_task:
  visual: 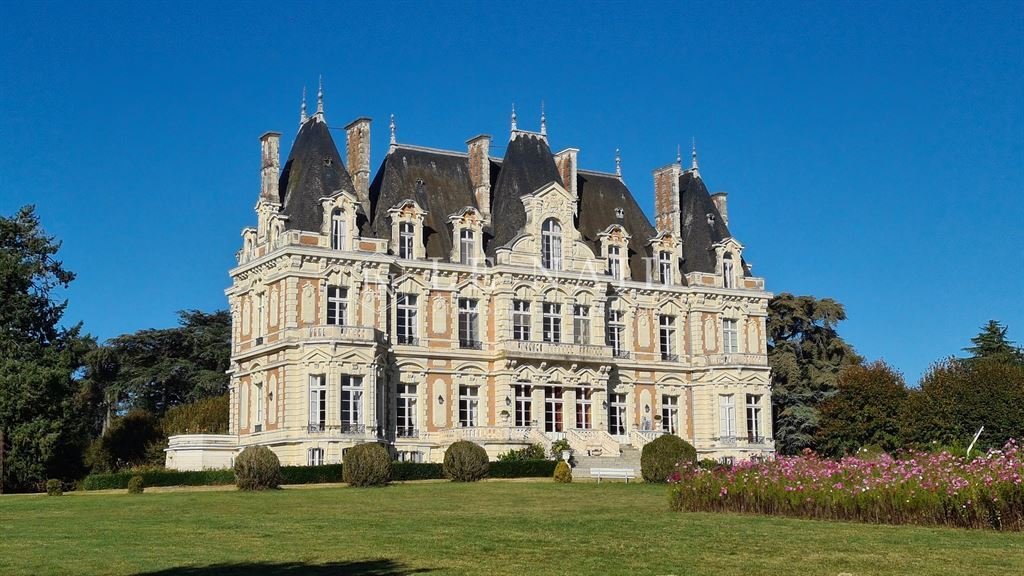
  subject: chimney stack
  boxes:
[653,163,681,236]
[345,117,372,210]
[554,148,578,207]
[711,192,729,226]
[259,131,281,204]
[467,134,491,219]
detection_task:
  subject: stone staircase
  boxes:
[571,446,642,479]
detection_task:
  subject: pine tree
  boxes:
[964,320,1023,365]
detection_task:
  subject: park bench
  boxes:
[589,467,637,483]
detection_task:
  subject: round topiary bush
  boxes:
[641,435,697,483]
[234,445,282,490]
[443,441,489,482]
[553,460,572,483]
[45,479,63,496]
[342,442,392,487]
[127,475,145,494]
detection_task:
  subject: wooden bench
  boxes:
[590,467,637,483]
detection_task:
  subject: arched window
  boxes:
[541,218,562,270]
[330,209,346,250]
[723,253,734,288]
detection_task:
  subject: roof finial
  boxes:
[316,75,324,116]
[510,103,517,133]
[676,144,682,165]
[389,114,397,145]
[540,100,547,136]
[691,137,699,171]
[615,148,622,177]
[299,87,308,126]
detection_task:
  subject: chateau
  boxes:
[165,90,775,471]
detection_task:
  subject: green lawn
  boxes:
[1,481,1022,576]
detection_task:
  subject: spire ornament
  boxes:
[389,114,397,145]
[510,103,517,133]
[676,144,682,165]
[299,87,308,126]
[691,137,699,171]
[316,75,324,116]
[615,148,622,177]
[540,101,547,136]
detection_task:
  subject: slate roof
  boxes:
[677,169,736,275]
[278,117,357,232]
[576,170,657,280]
[487,132,564,254]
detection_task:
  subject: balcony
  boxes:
[306,325,381,345]
[500,339,612,362]
[396,427,419,438]
[706,353,768,367]
[661,353,679,362]
[307,423,368,435]
[395,336,420,347]
[459,339,483,350]
[612,349,631,360]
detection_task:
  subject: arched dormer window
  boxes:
[723,253,735,289]
[459,229,475,265]
[659,251,673,284]
[541,218,562,271]
[330,209,346,250]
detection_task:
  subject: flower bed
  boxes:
[669,441,1024,530]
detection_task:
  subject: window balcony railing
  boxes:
[459,339,482,350]
[706,353,768,367]
[307,423,367,435]
[502,339,612,360]
[661,353,679,362]
[746,434,770,445]
[612,349,631,359]
[340,422,366,434]
[396,427,419,438]
[714,435,738,447]
[308,423,327,434]
[395,336,420,346]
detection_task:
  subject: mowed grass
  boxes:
[2,481,1023,576]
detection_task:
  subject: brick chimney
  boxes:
[653,163,681,236]
[711,192,729,226]
[259,131,281,204]
[554,148,579,206]
[467,134,491,219]
[345,117,372,209]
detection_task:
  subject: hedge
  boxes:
[392,462,445,481]
[82,469,235,491]
[280,464,343,485]
[489,459,557,478]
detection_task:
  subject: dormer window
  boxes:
[723,253,735,289]
[614,207,625,219]
[330,209,346,250]
[460,229,475,265]
[541,218,562,271]
[399,222,415,259]
[659,251,673,284]
[608,245,622,280]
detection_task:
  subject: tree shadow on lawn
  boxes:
[131,559,433,576]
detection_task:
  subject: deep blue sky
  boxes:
[2,1,1021,383]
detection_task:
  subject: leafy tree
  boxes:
[85,410,164,472]
[0,206,94,491]
[767,293,862,455]
[964,320,1023,365]
[162,394,229,435]
[816,361,908,456]
[95,310,231,417]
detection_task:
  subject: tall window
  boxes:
[513,300,530,341]
[254,382,264,429]
[573,304,590,345]
[659,315,676,361]
[661,395,678,434]
[459,385,479,427]
[396,293,418,345]
[255,293,265,338]
[608,245,622,279]
[458,298,480,348]
[307,448,325,466]
[542,302,561,343]
[308,375,327,431]
[659,251,673,284]
[723,254,735,288]
[397,384,417,437]
[746,394,762,442]
[609,393,627,435]
[514,383,532,427]
[326,286,347,326]
[541,218,562,270]
[331,209,346,250]
[723,319,739,353]
[719,394,736,438]
[576,386,593,429]
[459,229,475,265]
[398,222,414,259]
[340,375,362,432]
[607,309,626,357]
[544,386,564,433]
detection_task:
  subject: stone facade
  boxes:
[166,99,774,470]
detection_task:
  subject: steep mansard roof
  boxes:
[576,170,657,280]
[278,116,357,232]
[487,131,564,255]
[677,169,739,276]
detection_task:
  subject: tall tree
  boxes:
[0,205,94,491]
[964,320,1023,365]
[767,293,862,455]
[817,361,908,456]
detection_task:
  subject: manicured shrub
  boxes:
[443,441,489,482]
[233,446,282,491]
[553,460,572,483]
[82,469,235,490]
[127,476,145,494]
[497,443,546,462]
[45,479,63,496]
[391,462,445,481]
[641,435,697,483]
[342,443,392,487]
[488,459,557,478]
[162,394,229,435]
[280,464,344,485]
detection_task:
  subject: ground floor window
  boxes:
[307,448,324,466]
[544,386,564,433]
[309,374,327,432]
[661,395,678,435]
[341,375,363,432]
[513,383,531,427]
[609,393,627,435]
[576,387,593,429]
[397,384,417,437]
[459,385,479,427]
